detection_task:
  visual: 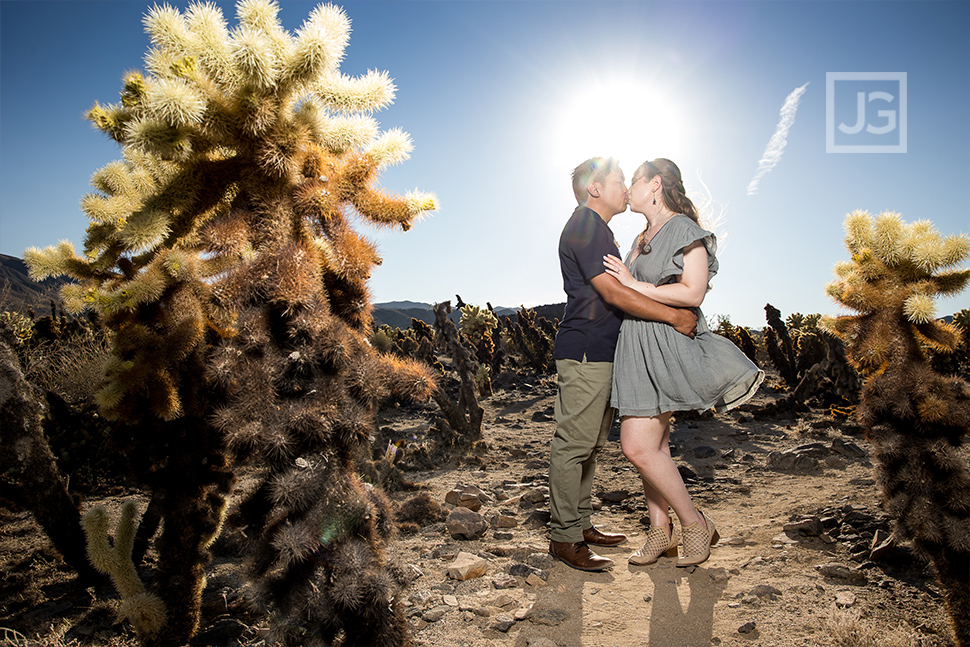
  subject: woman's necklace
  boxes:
[641,212,676,254]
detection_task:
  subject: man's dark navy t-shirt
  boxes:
[554,205,624,362]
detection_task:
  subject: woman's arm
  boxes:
[603,241,709,308]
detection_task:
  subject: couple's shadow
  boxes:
[644,565,727,646]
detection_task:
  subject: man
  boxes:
[549,157,698,571]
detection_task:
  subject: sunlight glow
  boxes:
[551,75,691,182]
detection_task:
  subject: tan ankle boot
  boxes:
[676,509,719,567]
[629,522,677,565]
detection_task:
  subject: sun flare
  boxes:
[552,75,691,180]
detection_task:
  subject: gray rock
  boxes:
[784,516,824,537]
[524,509,551,529]
[528,607,568,626]
[738,621,757,634]
[831,438,867,458]
[815,562,867,583]
[446,507,487,540]
[748,584,782,599]
[491,614,515,632]
[491,573,518,589]
[596,489,630,502]
[509,563,544,578]
[526,552,556,570]
[422,606,450,622]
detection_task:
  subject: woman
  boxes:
[603,158,763,567]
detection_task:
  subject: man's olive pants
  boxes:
[549,358,615,543]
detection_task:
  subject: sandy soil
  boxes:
[0,375,959,647]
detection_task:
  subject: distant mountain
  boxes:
[371,300,565,329]
[0,254,566,328]
[0,254,73,317]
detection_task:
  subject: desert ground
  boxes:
[0,373,958,647]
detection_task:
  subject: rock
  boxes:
[494,531,514,540]
[446,507,487,540]
[694,445,718,459]
[526,552,556,570]
[738,621,757,634]
[784,516,824,537]
[528,608,568,626]
[510,563,544,579]
[442,595,459,606]
[524,509,551,529]
[748,584,782,599]
[522,487,550,504]
[489,513,519,529]
[423,606,451,622]
[596,489,630,502]
[677,465,698,481]
[433,544,460,560]
[709,567,732,583]
[491,573,518,589]
[767,450,819,472]
[831,438,867,458]
[491,614,515,632]
[446,552,488,581]
[526,573,548,586]
[869,530,896,561]
[835,591,857,608]
[526,638,558,647]
[815,562,867,583]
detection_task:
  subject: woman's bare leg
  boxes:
[620,414,704,529]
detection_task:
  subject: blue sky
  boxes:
[2,1,967,327]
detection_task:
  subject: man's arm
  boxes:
[591,273,697,338]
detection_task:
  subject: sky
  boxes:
[1,0,968,328]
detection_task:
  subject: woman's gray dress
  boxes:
[611,215,764,417]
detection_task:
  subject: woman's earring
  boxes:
[652,193,657,206]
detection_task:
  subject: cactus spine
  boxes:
[823,210,970,646]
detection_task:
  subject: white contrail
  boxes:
[747,82,810,196]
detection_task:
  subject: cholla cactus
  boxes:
[459,303,499,395]
[24,2,436,644]
[823,210,970,646]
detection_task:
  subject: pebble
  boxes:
[738,621,757,634]
[835,591,857,608]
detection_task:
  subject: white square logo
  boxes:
[826,72,907,153]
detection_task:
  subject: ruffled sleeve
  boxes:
[655,215,718,286]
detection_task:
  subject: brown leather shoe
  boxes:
[583,525,628,547]
[549,540,614,571]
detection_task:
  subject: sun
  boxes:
[546,73,693,246]
[551,74,691,180]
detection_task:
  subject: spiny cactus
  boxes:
[23,2,436,644]
[823,210,970,646]
[459,303,499,396]
[763,304,825,388]
[427,302,484,452]
[502,306,556,374]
